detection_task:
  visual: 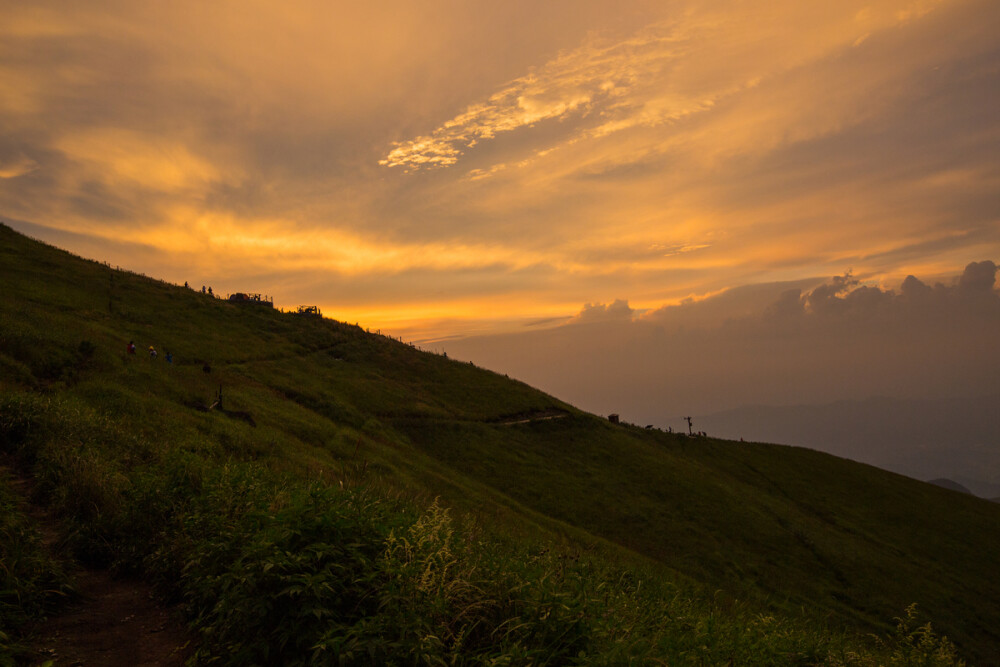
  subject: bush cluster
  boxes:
[145,467,603,665]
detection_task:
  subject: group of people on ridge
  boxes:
[127,340,172,364]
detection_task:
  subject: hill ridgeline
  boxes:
[1,222,997,665]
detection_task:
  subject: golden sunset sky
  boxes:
[1,0,998,343]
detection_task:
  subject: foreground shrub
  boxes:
[320,500,595,664]
[164,471,397,664]
[142,464,602,665]
[879,604,965,667]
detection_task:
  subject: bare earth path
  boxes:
[30,568,193,667]
[2,464,194,666]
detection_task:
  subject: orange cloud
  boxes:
[56,130,223,192]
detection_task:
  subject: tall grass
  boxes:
[0,470,71,665]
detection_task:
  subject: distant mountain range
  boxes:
[697,396,1000,498]
[927,478,973,494]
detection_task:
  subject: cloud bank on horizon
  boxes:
[0,0,998,337]
[443,261,1000,420]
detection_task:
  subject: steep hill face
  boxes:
[2,223,999,662]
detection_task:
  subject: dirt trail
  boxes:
[30,569,193,667]
[496,408,570,426]
[2,466,195,666]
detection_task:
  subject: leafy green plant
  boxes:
[879,604,964,667]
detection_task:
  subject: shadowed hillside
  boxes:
[698,398,1000,497]
[2,222,997,664]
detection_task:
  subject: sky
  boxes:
[2,1,999,448]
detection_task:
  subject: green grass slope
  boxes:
[2,222,997,664]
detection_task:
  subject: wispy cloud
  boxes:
[378,21,712,171]
[0,152,38,179]
[380,1,954,175]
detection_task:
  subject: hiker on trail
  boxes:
[127,340,136,355]
[148,346,157,360]
[165,351,173,364]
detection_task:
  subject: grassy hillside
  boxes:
[1,222,996,664]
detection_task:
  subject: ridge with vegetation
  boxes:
[1,222,997,665]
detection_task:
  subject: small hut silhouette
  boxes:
[228,292,273,308]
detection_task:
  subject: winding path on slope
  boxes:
[2,463,194,666]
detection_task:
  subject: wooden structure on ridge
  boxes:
[228,292,273,308]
